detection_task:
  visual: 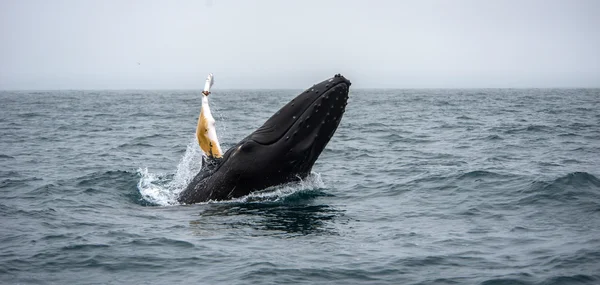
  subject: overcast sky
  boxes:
[1,0,599,89]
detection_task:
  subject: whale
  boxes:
[178,74,351,204]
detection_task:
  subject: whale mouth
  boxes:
[249,75,351,146]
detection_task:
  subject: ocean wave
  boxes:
[76,170,137,187]
[125,237,195,248]
[569,122,595,129]
[503,125,551,134]
[557,132,579,137]
[456,170,513,181]
[399,170,513,190]
[362,122,389,129]
[538,274,598,285]
[16,112,45,118]
[117,142,154,149]
[542,248,600,271]
[61,243,110,251]
[456,115,474,120]
[476,273,598,285]
[379,133,433,144]
[130,112,157,118]
[480,278,532,285]
[133,133,166,140]
[72,170,140,201]
[0,171,24,180]
[518,172,600,206]
[552,172,600,187]
[485,134,503,140]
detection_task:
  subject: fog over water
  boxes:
[1,0,599,89]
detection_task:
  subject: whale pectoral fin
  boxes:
[196,102,223,159]
[196,73,223,159]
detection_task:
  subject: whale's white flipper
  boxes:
[203,73,214,95]
[196,73,223,158]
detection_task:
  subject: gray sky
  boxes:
[1,0,599,89]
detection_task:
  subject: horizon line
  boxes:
[2,86,600,92]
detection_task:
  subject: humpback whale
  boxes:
[178,74,351,204]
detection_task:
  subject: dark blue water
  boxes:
[1,89,600,284]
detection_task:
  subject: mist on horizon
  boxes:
[1,0,599,90]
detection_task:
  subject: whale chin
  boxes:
[178,74,351,204]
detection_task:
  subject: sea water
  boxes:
[1,89,599,284]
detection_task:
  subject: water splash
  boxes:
[230,173,325,203]
[137,139,326,206]
[137,139,203,206]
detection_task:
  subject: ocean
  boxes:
[1,88,599,284]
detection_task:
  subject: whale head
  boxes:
[179,74,351,203]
